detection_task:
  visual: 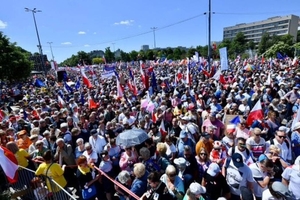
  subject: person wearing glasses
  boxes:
[196,148,211,182]
[246,128,266,161]
[160,165,184,200]
[265,129,292,164]
[228,137,255,165]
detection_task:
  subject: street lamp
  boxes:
[25,7,46,74]
[207,0,212,70]
[47,42,55,61]
[151,27,158,49]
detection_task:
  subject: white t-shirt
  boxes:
[266,139,292,161]
[262,189,284,200]
[225,159,255,195]
[228,146,255,165]
[249,163,268,197]
[89,135,107,154]
[281,165,300,199]
[83,150,98,164]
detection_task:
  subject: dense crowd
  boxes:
[0,57,300,200]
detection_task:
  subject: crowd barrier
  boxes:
[2,165,76,200]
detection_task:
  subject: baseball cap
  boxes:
[207,163,221,177]
[174,157,187,168]
[232,153,244,168]
[189,182,206,195]
[271,182,295,199]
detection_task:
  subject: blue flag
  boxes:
[75,79,80,90]
[64,82,73,93]
[63,72,68,82]
[23,109,27,120]
[104,65,116,71]
[229,116,241,125]
[35,79,46,87]
[151,72,157,90]
[80,93,85,105]
[276,52,284,60]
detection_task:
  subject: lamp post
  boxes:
[150,27,158,49]
[47,42,55,61]
[25,7,46,74]
[207,0,212,70]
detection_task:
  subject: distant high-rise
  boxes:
[141,45,150,51]
[223,15,299,42]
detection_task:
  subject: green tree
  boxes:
[120,50,130,62]
[279,34,294,46]
[92,57,104,64]
[77,51,91,64]
[297,30,300,42]
[230,32,247,58]
[0,32,33,81]
[258,32,272,55]
[173,48,183,60]
[104,47,115,62]
[145,49,155,60]
[246,40,256,50]
[129,50,139,61]
[264,42,292,58]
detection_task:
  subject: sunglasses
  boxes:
[277,135,286,139]
[269,152,278,156]
[239,143,246,148]
[200,153,207,156]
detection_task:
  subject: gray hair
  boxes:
[133,163,146,178]
[117,170,131,184]
[76,138,84,145]
[139,147,150,160]
[84,142,92,149]
[56,138,65,145]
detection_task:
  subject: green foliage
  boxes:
[264,42,293,58]
[92,57,104,64]
[104,47,115,63]
[0,32,33,81]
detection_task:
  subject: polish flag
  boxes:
[116,78,124,99]
[80,67,93,88]
[159,120,168,140]
[226,124,236,134]
[292,57,298,66]
[58,95,65,108]
[0,110,6,121]
[0,146,18,183]
[246,99,263,126]
[186,66,191,86]
[88,94,98,109]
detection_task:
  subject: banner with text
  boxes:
[219,47,229,71]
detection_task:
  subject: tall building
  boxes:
[141,45,150,51]
[223,15,299,42]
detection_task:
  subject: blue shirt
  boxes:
[291,131,300,157]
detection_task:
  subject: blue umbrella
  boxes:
[116,128,149,147]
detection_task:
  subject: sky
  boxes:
[1,0,300,63]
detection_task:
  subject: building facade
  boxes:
[223,15,299,42]
[141,45,150,51]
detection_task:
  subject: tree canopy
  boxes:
[0,32,33,81]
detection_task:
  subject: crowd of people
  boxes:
[0,57,300,200]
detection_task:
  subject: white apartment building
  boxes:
[223,15,299,42]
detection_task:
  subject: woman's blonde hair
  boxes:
[156,142,167,155]
[251,127,262,136]
[133,163,146,178]
[269,145,281,155]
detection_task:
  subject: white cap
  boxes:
[189,182,206,195]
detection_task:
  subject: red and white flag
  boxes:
[116,78,124,99]
[292,57,298,66]
[159,119,168,139]
[246,99,264,126]
[152,111,157,124]
[58,96,65,108]
[0,146,18,183]
[80,67,93,88]
[88,94,98,109]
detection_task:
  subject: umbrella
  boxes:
[244,64,255,71]
[116,128,149,147]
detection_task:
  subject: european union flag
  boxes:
[80,93,85,105]
[104,65,116,71]
[276,52,284,60]
[35,79,46,87]
[229,116,241,125]
[151,72,157,90]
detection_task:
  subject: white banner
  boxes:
[101,71,116,79]
[219,47,229,71]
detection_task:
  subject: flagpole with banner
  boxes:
[219,47,229,71]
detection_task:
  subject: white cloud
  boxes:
[0,20,7,29]
[93,32,97,35]
[78,31,86,35]
[84,44,90,47]
[114,20,134,26]
[61,42,72,45]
